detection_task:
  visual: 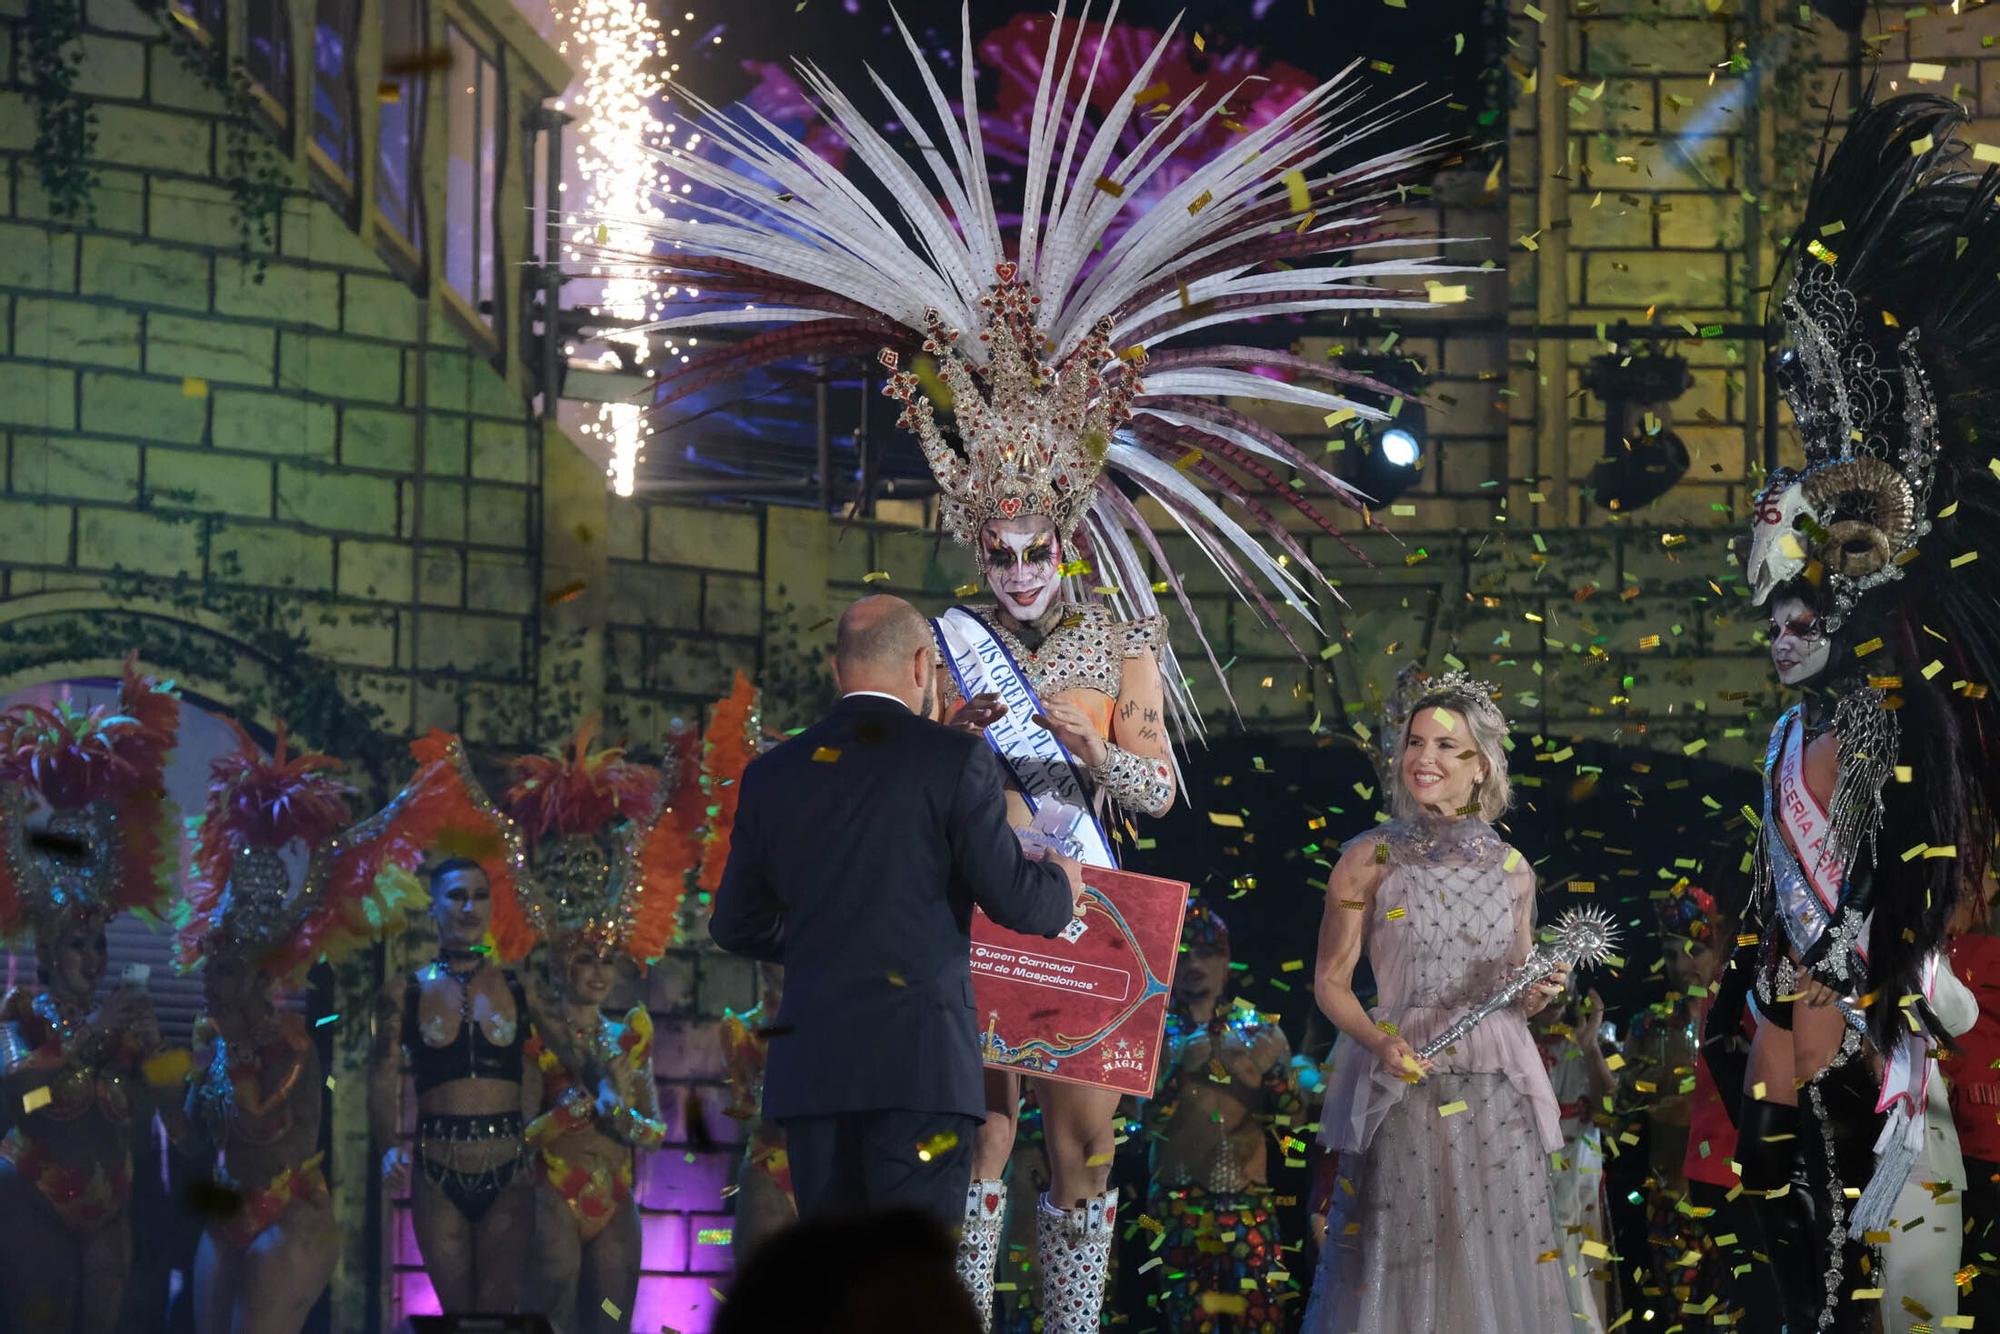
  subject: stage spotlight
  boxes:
[1334,355,1429,508]
[1581,343,1693,513]
[1379,427,1421,470]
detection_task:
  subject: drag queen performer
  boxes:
[1305,673,1594,1334]
[175,720,422,1334]
[1722,91,2000,1334]
[0,662,181,1334]
[610,8,1465,1323]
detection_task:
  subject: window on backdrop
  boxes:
[443,23,501,333]
[377,0,430,252]
[243,0,293,124]
[312,0,362,183]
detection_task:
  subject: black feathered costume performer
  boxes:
[1709,92,2000,1333]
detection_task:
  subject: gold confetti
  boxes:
[1283,169,1311,213]
[376,81,402,104]
[1132,81,1170,104]
[595,222,609,245]
[21,1087,50,1113]
[181,376,208,398]
[1084,1150,1114,1167]
[142,1048,193,1086]
[954,583,982,597]
[811,747,841,763]
[916,1130,960,1161]
[1854,637,1885,657]
[1094,175,1126,198]
[1951,552,1979,568]
[1910,135,1935,156]
[544,579,586,606]
[1908,62,1946,82]
[1188,190,1214,215]
[1976,144,2000,165]
[1385,905,1408,921]
[600,1299,623,1320]
[862,570,892,583]
[1209,811,1245,828]
[1581,1240,1612,1260]
[1438,1099,1469,1116]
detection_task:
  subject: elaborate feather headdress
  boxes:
[0,658,181,942]
[1743,91,2000,1053]
[614,3,1472,724]
[174,720,425,983]
[360,690,760,967]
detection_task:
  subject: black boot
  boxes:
[1738,1098,1818,1334]
[1802,1070,1885,1334]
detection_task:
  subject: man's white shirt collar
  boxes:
[842,690,911,711]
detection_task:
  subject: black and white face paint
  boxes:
[979,516,1063,622]
[1768,594,1831,686]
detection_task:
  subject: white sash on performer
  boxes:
[933,607,1118,870]
[1767,711,1941,1234]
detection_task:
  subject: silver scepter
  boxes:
[1415,906,1621,1061]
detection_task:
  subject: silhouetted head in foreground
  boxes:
[713,1208,980,1334]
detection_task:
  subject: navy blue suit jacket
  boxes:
[709,693,1075,1120]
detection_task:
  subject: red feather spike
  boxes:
[501,719,659,845]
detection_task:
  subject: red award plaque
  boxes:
[970,866,1190,1096]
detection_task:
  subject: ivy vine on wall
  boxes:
[22,0,99,223]
[142,1,292,275]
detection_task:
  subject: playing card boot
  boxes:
[956,1177,1007,1332]
[1036,1188,1117,1334]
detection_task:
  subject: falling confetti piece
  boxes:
[21,1087,50,1113]
[544,579,587,606]
[1283,170,1311,213]
[1438,1100,1468,1116]
[811,747,841,763]
[142,1048,194,1086]
[1976,144,2000,165]
[376,81,401,104]
[862,570,892,583]
[1208,812,1244,828]
[1094,175,1126,198]
[954,583,982,597]
[596,222,609,245]
[1188,190,1214,215]
[916,1130,960,1161]
[182,376,208,398]
[1910,135,1935,156]
[601,1300,623,1320]
[1908,62,1945,81]
[1951,552,1979,568]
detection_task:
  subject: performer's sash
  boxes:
[933,607,1117,869]
[1769,708,1858,962]
[1766,708,1930,1123]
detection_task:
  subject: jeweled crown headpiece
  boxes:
[1384,665,1506,740]
[882,266,1141,544]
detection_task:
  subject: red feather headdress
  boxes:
[0,657,181,942]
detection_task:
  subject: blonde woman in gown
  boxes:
[1304,676,1600,1334]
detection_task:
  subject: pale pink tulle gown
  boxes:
[1304,818,1601,1334]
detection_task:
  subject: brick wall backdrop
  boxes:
[1,1,1994,1331]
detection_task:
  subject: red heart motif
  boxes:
[983,1190,1002,1212]
[998,497,1023,518]
[995,261,1018,283]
